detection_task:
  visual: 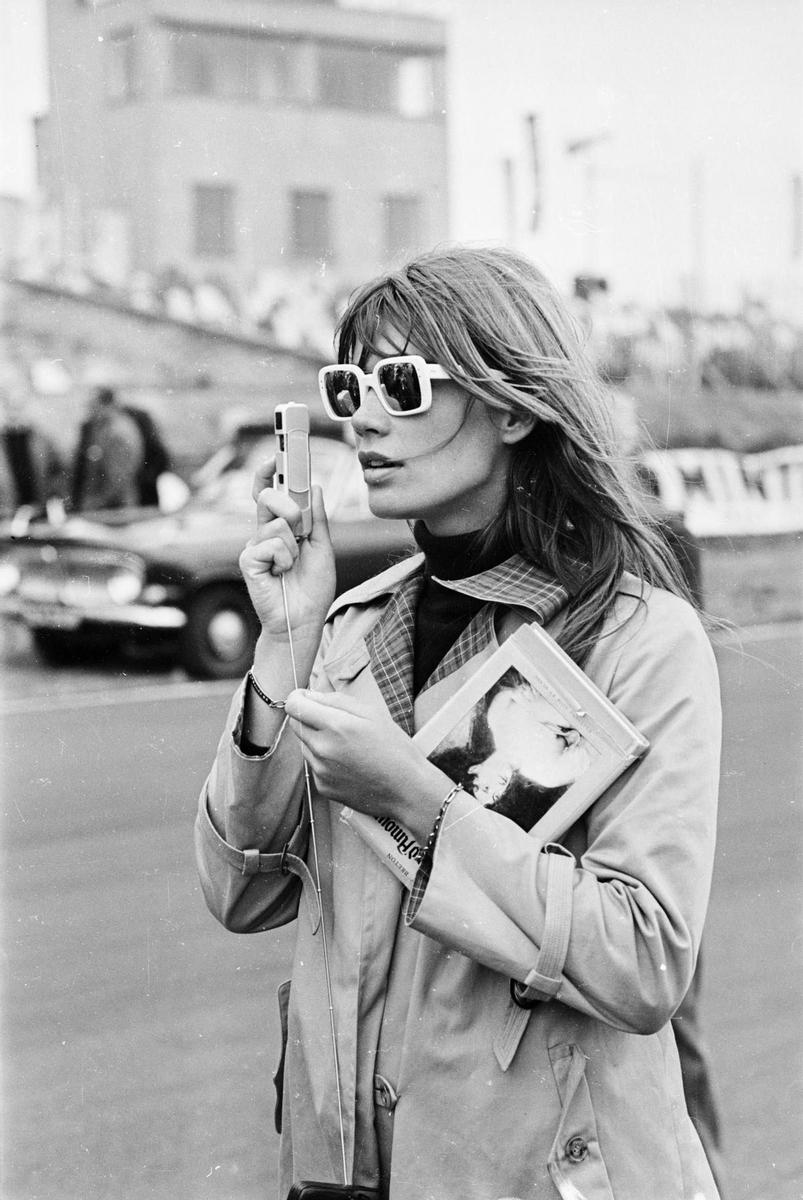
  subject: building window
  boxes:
[194,185,236,257]
[382,194,422,261]
[317,44,443,116]
[168,26,297,102]
[290,190,332,261]
[397,57,440,118]
[171,30,214,95]
[253,40,294,102]
[318,44,392,111]
[106,29,137,102]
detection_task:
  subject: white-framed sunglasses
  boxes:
[318,355,449,421]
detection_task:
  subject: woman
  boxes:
[195,246,722,1200]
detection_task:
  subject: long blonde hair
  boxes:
[335,245,691,664]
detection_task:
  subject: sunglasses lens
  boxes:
[322,368,361,418]
[376,361,425,413]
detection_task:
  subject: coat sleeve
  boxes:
[194,611,337,934]
[406,589,722,1035]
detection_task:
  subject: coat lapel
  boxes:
[364,571,424,736]
[421,572,569,693]
[363,557,569,735]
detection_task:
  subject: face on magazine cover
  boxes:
[479,682,592,792]
[348,327,522,535]
[467,752,514,804]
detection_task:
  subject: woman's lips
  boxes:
[358,451,399,468]
[358,451,402,478]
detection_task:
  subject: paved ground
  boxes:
[700,623,802,1198]
[1,617,801,1199]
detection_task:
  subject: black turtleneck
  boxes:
[412,520,514,694]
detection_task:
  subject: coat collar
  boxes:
[328,551,570,623]
[333,553,571,737]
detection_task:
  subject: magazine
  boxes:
[340,622,649,888]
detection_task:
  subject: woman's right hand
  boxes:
[239,458,337,647]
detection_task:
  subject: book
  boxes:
[339,622,649,888]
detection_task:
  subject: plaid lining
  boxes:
[432,553,568,613]
[422,556,568,692]
[361,555,570,907]
[363,572,425,736]
[364,554,569,728]
[409,805,451,911]
[422,604,496,692]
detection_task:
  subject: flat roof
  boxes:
[146,0,446,51]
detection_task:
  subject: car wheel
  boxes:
[179,584,259,679]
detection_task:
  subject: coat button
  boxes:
[373,1073,399,1111]
[565,1135,589,1162]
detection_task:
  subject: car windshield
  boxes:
[193,435,372,520]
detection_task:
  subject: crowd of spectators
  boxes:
[3,260,800,521]
[575,295,803,392]
[15,259,803,393]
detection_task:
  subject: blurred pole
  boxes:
[502,155,516,245]
[524,112,542,233]
[689,156,706,387]
[792,172,802,261]
[584,155,599,274]
[565,132,610,276]
[690,155,706,312]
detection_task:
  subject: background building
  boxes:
[1,0,800,475]
[33,0,448,291]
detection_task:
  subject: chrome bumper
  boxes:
[0,596,187,631]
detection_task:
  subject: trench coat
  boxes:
[195,553,722,1200]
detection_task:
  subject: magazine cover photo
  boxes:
[427,662,596,832]
[413,622,650,845]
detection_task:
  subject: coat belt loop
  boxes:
[236,843,321,934]
[241,847,261,876]
[494,845,576,1071]
[281,853,322,934]
[516,845,576,1002]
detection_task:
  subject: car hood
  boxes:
[102,506,253,556]
[0,504,415,574]
[0,505,252,561]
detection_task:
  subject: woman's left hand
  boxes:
[284,689,448,840]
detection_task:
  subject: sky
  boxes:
[347,0,802,312]
[2,0,801,312]
[0,0,48,196]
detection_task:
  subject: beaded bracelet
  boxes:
[422,783,463,861]
[247,669,287,710]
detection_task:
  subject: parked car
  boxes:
[0,429,414,679]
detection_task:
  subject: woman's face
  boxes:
[484,685,591,789]
[468,753,512,804]
[348,327,515,535]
